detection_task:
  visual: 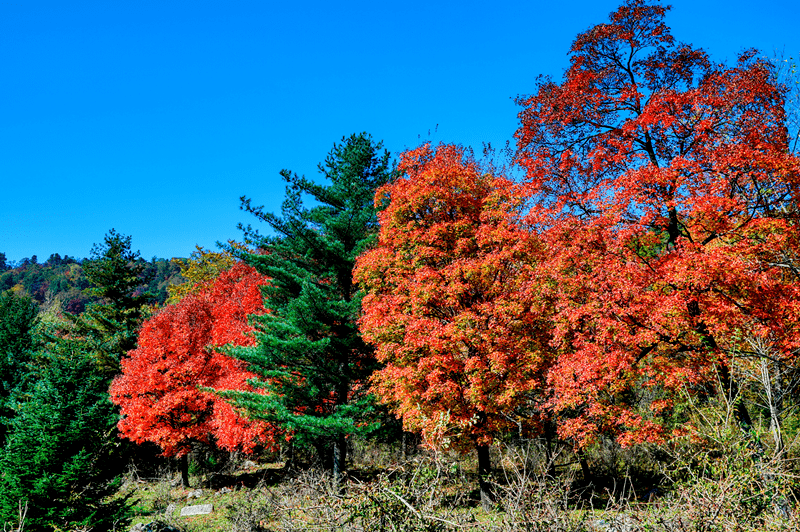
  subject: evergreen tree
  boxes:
[0,292,39,446]
[0,342,130,531]
[0,292,38,361]
[69,229,154,376]
[223,133,394,482]
[0,232,152,530]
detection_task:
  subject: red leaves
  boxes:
[514,0,800,446]
[356,144,550,450]
[110,262,278,456]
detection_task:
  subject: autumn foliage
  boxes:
[117,0,800,465]
[356,144,551,450]
[355,1,800,453]
[514,0,800,445]
[7,3,800,528]
[110,262,277,456]
[166,245,236,305]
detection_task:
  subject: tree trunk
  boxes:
[578,448,591,484]
[543,421,558,478]
[314,441,331,471]
[332,433,347,493]
[402,431,417,461]
[282,439,295,471]
[477,443,494,511]
[331,357,349,493]
[751,342,792,519]
[179,454,190,488]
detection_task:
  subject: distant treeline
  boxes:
[0,251,184,315]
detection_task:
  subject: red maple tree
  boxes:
[355,144,551,500]
[515,0,800,446]
[110,262,278,457]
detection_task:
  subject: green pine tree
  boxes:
[0,292,38,356]
[0,292,39,447]
[68,229,154,376]
[223,133,394,482]
[0,231,154,530]
[0,342,130,531]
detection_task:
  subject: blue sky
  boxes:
[2,0,799,262]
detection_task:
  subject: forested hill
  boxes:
[0,252,184,316]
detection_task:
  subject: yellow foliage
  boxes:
[166,244,241,304]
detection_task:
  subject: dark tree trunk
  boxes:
[282,439,295,471]
[331,359,349,492]
[578,449,591,484]
[314,441,332,471]
[543,421,558,478]
[402,431,417,461]
[333,433,346,493]
[477,443,494,511]
[179,454,190,488]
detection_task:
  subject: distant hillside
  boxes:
[0,252,184,317]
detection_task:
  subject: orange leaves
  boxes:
[110,262,278,456]
[512,0,800,447]
[356,144,550,450]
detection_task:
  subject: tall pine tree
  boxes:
[222,133,394,482]
[68,229,153,376]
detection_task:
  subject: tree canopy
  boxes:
[68,229,156,375]
[111,262,276,457]
[355,143,550,451]
[515,0,800,446]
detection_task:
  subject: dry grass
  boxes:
[114,435,800,532]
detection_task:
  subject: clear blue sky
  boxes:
[2,0,799,262]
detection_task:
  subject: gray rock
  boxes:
[131,522,183,532]
[186,489,203,499]
[180,503,213,516]
[588,516,638,532]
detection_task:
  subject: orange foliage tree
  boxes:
[515,0,800,446]
[110,262,278,460]
[355,144,550,506]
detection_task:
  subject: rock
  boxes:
[217,486,232,495]
[242,460,257,469]
[130,521,183,532]
[165,503,177,514]
[180,503,213,516]
[186,489,203,499]
[588,516,638,532]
